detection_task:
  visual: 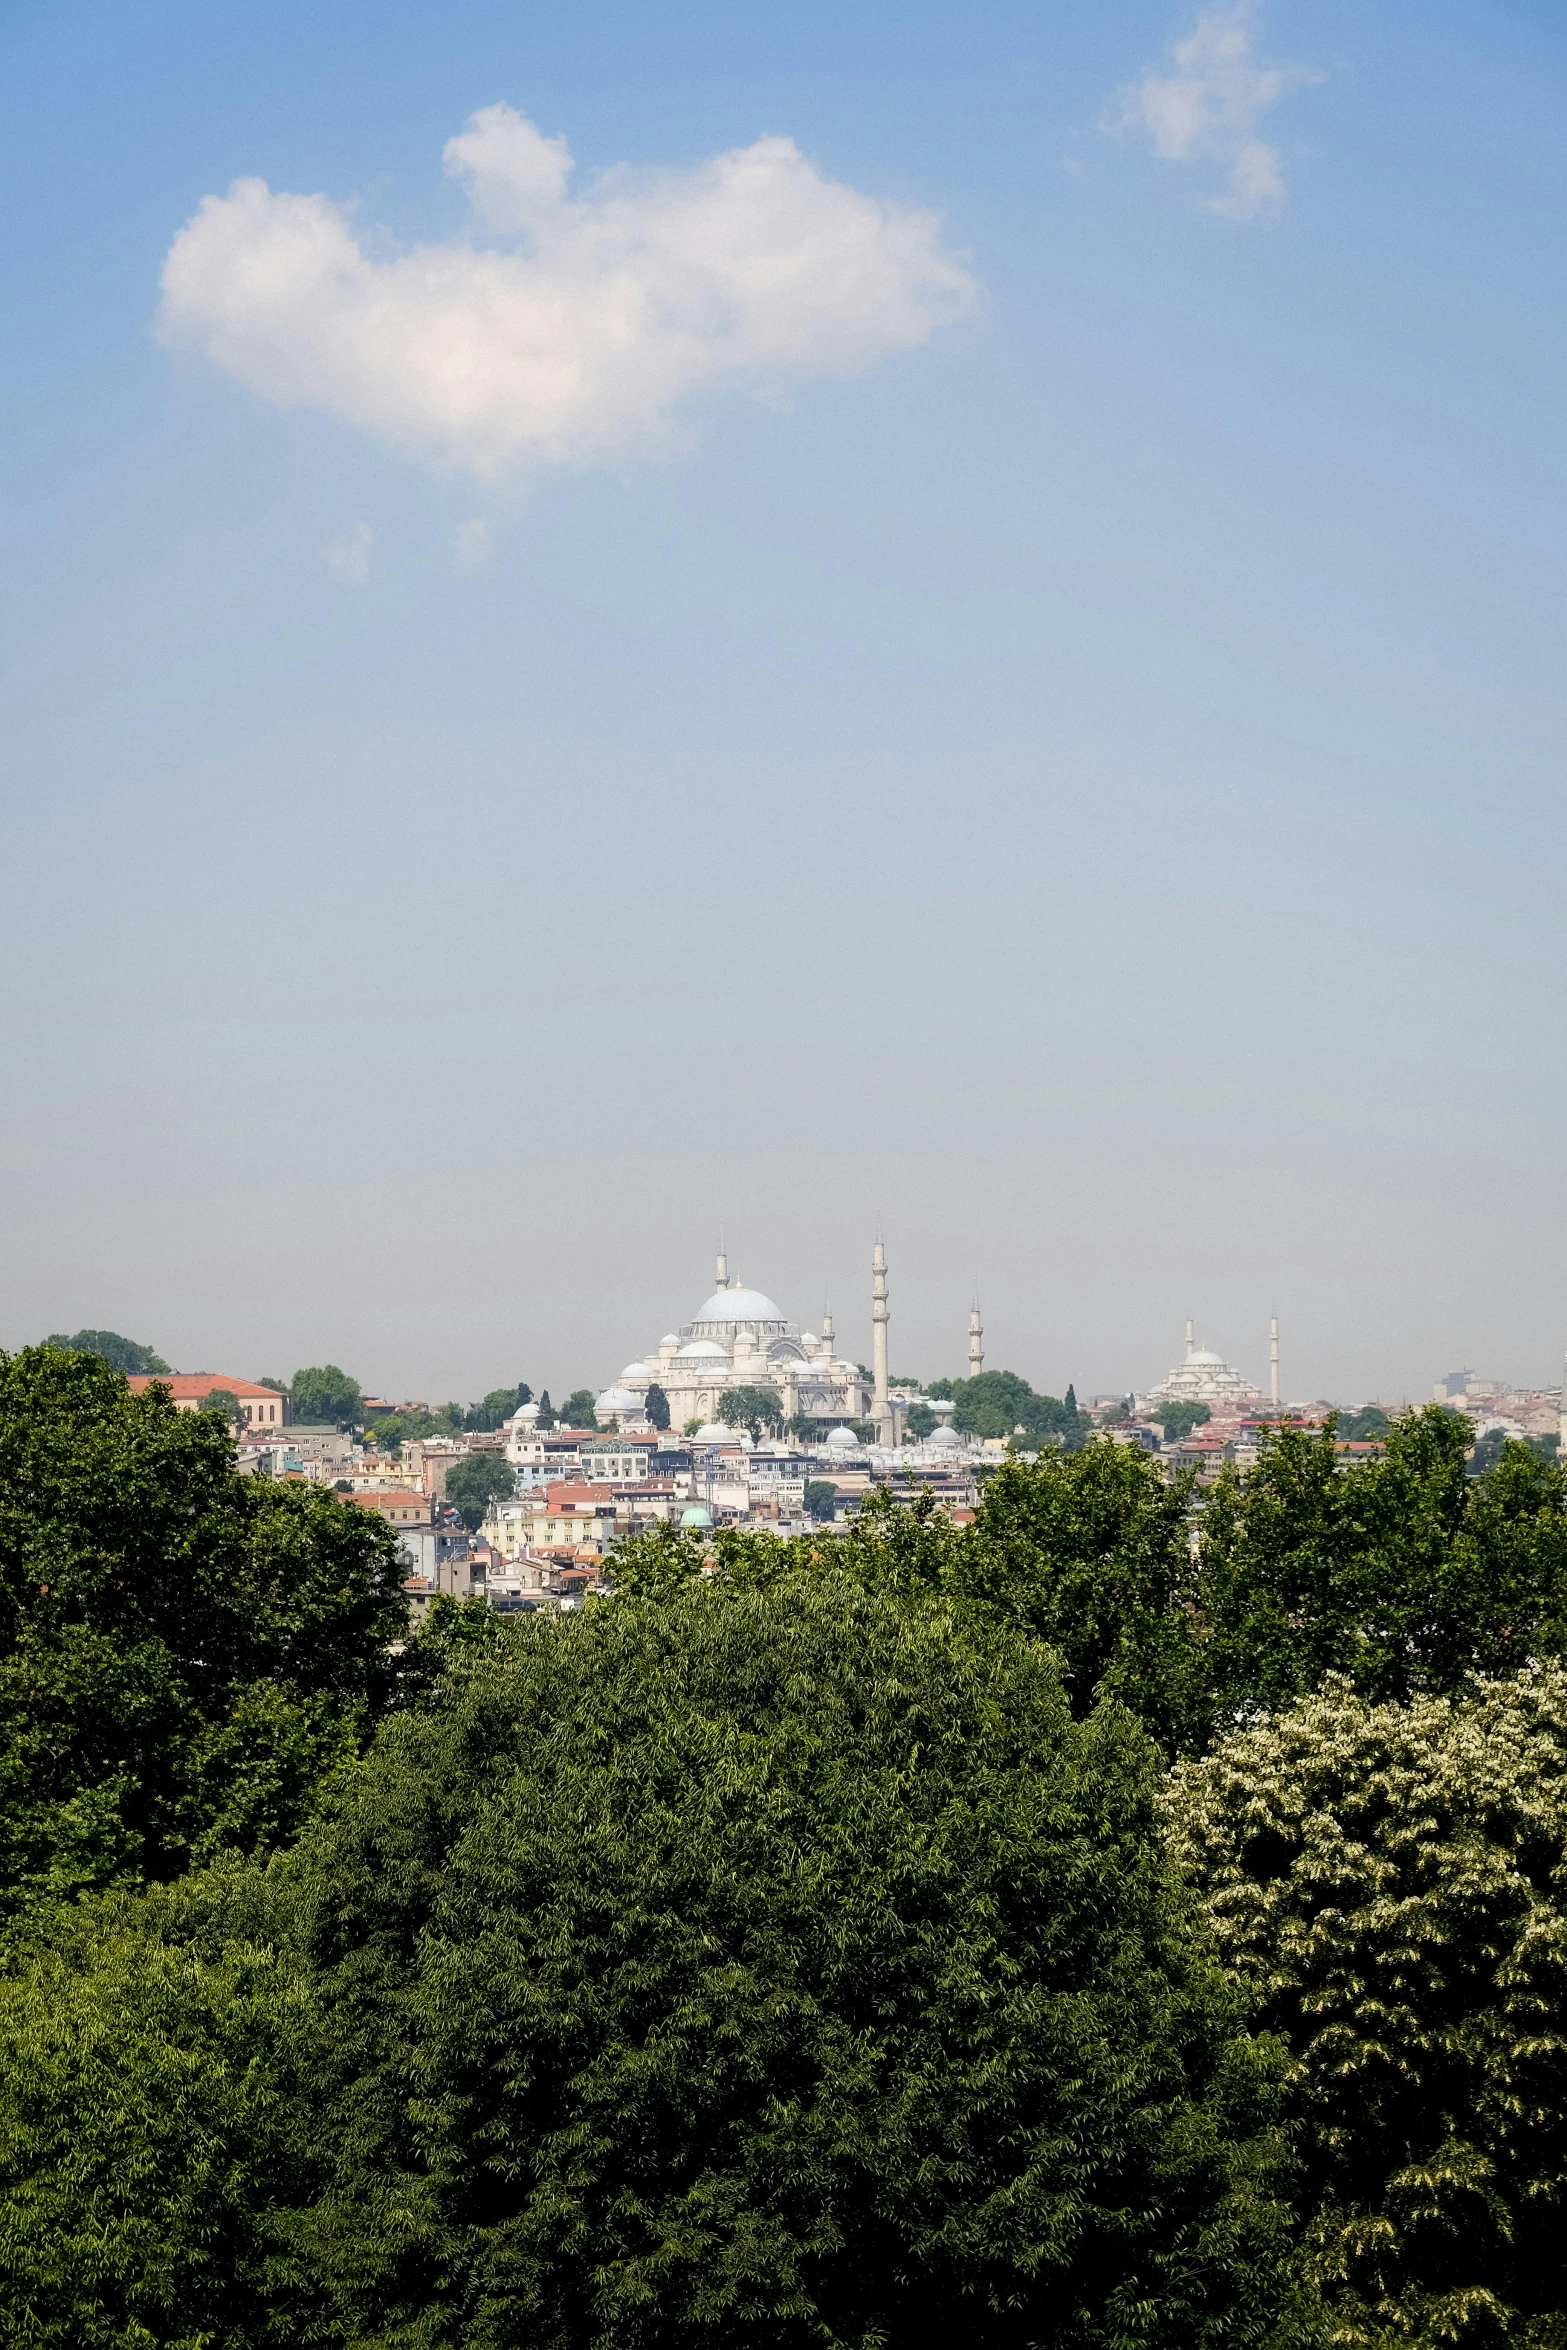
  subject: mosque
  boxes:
[1136,1321,1267,1410]
[594,1247,877,1435]
[593,1241,983,1441]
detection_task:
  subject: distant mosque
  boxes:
[594,1241,984,1442]
[1137,1320,1267,1409]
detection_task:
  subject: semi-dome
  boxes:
[690,1286,784,1324]
[677,1340,726,1359]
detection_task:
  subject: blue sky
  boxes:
[3,0,1566,1405]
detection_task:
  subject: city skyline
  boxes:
[4,2,1567,1402]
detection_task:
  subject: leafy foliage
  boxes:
[1167,1669,1567,2348]
[803,1478,838,1522]
[905,1399,938,1439]
[560,1387,598,1428]
[718,1382,784,1439]
[443,1452,515,1532]
[947,1369,1092,1447]
[1153,1400,1212,1443]
[642,1380,670,1430]
[1335,1404,1391,1444]
[42,1330,170,1376]
[287,1365,362,1431]
[1196,1410,1567,1717]
[0,1346,407,1933]
[280,1573,1295,2349]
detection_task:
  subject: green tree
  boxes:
[280,1574,1295,2348]
[1335,1404,1391,1444]
[803,1478,839,1522]
[643,1381,671,1431]
[905,1400,938,1439]
[682,1417,702,1437]
[950,1370,1091,1448]
[534,1390,557,1430]
[200,1384,243,1424]
[1153,1400,1212,1444]
[0,1345,407,1935]
[288,1365,363,1431]
[461,1384,531,1432]
[43,1329,170,1375]
[785,1411,817,1442]
[1167,1668,1567,2348]
[1194,1408,1567,1718]
[719,1383,784,1440]
[560,1388,598,1428]
[443,1453,515,1533]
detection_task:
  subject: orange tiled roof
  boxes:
[127,1373,279,1400]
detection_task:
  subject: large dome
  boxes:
[690,1285,784,1324]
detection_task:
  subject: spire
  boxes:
[968,1294,984,1382]
[715,1232,728,1292]
[1185,1318,1195,1360]
[1270,1314,1280,1408]
[871,1236,891,1439]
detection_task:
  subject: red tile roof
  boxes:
[127,1374,279,1400]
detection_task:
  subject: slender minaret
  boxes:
[969,1296,984,1382]
[1185,1318,1195,1359]
[715,1235,728,1291]
[872,1237,890,1438]
[822,1301,835,1360]
[1270,1315,1280,1408]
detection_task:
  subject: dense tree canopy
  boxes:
[642,1379,670,1430]
[938,1369,1092,1448]
[1168,1670,1567,2348]
[0,1579,1301,2349]
[0,1346,408,1933]
[560,1387,598,1428]
[43,1328,169,1375]
[1151,1400,1212,1443]
[719,1383,785,1439]
[288,1365,363,1430]
[443,1452,516,1531]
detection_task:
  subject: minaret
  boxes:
[872,1237,890,1439]
[1185,1318,1195,1359]
[969,1297,984,1382]
[822,1301,835,1359]
[715,1236,728,1292]
[1270,1315,1280,1408]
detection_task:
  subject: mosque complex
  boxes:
[590,1242,1277,1440]
[593,1243,988,1443]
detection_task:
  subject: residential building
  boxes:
[126,1373,288,1427]
[343,1488,431,1528]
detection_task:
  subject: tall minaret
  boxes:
[822,1301,835,1359]
[1185,1318,1195,1359]
[872,1237,890,1438]
[1270,1315,1280,1407]
[969,1297,984,1382]
[715,1235,729,1291]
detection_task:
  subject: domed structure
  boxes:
[594,1383,644,1428]
[824,1425,860,1453]
[694,1422,733,1445]
[1139,1324,1262,1409]
[925,1423,962,1453]
[680,1504,714,1529]
[689,1286,786,1328]
[607,1252,874,1437]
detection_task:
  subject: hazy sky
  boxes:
[4,0,1566,1407]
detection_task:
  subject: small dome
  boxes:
[677,1340,727,1359]
[595,1385,641,1411]
[824,1426,860,1451]
[694,1422,730,1443]
[691,1286,785,1324]
[927,1424,962,1451]
[619,1361,650,1383]
[680,1504,714,1529]
[660,1333,680,1348]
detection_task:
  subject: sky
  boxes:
[3,0,1566,1407]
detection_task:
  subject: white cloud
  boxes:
[159,103,979,478]
[453,517,490,571]
[1112,3,1320,220]
[322,520,373,583]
